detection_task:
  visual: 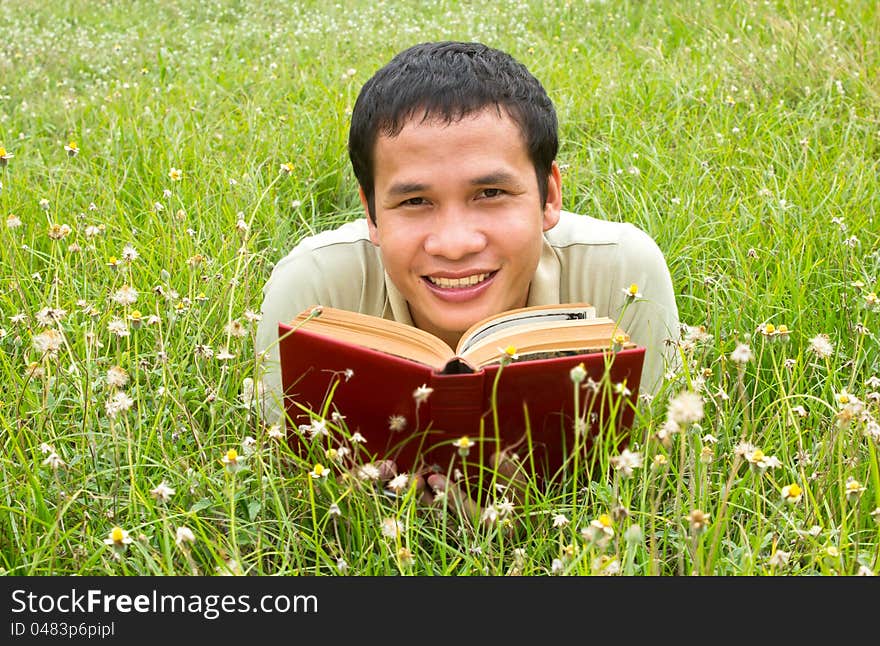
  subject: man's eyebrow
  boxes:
[387,181,429,196]
[470,170,520,186]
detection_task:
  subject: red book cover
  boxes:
[279,322,644,483]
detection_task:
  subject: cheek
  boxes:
[497,224,543,261]
[376,228,423,268]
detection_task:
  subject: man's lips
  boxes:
[421,270,498,302]
[423,271,496,289]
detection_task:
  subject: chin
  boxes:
[435,305,496,332]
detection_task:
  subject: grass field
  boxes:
[1,0,878,576]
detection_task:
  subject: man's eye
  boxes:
[480,188,504,198]
[401,197,426,206]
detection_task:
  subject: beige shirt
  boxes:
[256,210,679,423]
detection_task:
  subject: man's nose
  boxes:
[422,208,487,260]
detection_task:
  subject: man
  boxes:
[256,41,679,437]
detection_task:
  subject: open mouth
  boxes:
[424,271,496,289]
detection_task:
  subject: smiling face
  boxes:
[363,109,562,348]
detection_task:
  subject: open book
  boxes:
[278,303,644,481]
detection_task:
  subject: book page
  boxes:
[293,306,454,370]
[460,317,630,368]
[457,303,596,355]
[456,303,597,355]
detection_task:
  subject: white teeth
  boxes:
[427,273,488,288]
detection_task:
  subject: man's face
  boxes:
[363,109,562,348]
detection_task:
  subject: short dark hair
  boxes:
[348,41,558,223]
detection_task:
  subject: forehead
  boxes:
[382,105,523,141]
[372,109,529,173]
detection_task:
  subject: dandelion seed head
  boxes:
[809,333,834,358]
[552,513,569,528]
[150,481,175,502]
[106,365,129,388]
[104,390,134,419]
[387,473,409,492]
[768,550,791,568]
[42,452,66,470]
[381,517,404,539]
[107,318,129,338]
[686,509,710,534]
[175,526,195,547]
[357,464,380,481]
[32,328,63,356]
[388,415,407,431]
[667,390,704,426]
[610,448,643,477]
[730,343,752,364]
[412,384,434,406]
[111,285,138,306]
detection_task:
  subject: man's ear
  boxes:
[542,162,562,232]
[359,186,380,245]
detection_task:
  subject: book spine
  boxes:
[426,371,487,433]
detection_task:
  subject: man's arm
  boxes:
[611,225,680,396]
[255,249,328,426]
[254,220,387,425]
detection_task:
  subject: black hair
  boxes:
[348,41,558,223]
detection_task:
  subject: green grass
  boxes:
[1,0,878,576]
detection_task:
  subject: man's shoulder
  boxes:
[290,218,373,253]
[548,210,653,250]
[264,217,382,301]
[271,218,377,271]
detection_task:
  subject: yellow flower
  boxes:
[128,310,143,329]
[845,477,866,501]
[168,167,183,181]
[64,141,79,157]
[498,344,518,364]
[221,448,242,472]
[454,435,474,457]
[103,526,133,550]
[0,146,13,166]
[280,162,295,175]
[622,283,641,299]
[781,483,803,504]
[309,463,328,479]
